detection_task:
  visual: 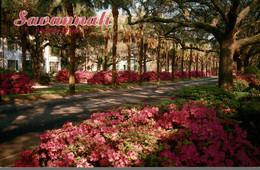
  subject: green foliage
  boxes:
[0,68,16,74]
[233,78,250,92]
[256,73,260,81]
[236,97,260,147]
[248,88,260,96]
[173,85,238,108]
[38,74,51,85]
[244,66,259,75]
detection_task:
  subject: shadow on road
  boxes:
[0,77,217,166]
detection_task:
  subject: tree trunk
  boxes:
[134,55,137,71]
[206,52,208,77]
[112,6,119,88]
[32,34,42,82]
[66,2,76,94]
[97,57,101,71]
[181,48,184,80]
[218,42,235,91]
[189,43,192,79]
[171,39,176,81]
[244,55,250,68]
[143,43,148,72]
[210,55,213,76]
[103,36,109,71]
[2,39,4,69]
[201,53,204,77]
[157,37,161,82]
[127,41,131,71]
[138,24,144,85]
[216,57,218,76]
[196,52,199,78]
[21,30,27,75]
[165,40,169,72]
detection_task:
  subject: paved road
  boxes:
[0,77,217,167]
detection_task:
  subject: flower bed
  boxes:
[14,99,259,167]
[118,71,139,83]
[142,71,157,81]
[174,71,189,79]
[75,70,94,83]
[190,71,206,77]
[0,73,34,95]
[233,74,260,88]
[159,72,172,80]
[88,71,120,85]
[56,70,94,83]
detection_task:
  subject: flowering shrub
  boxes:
[244,66,259,75]
[155,102,259,167]
[207,70,217,76]
[233,78,250,92]
[159,72,172,80]
[13,100,259,167]
[56,70,94,83]
[142,71,157,81]
[173,85,238,109]
[0,73,34,95]
[88,71,120,85]
[233,74,260,88]
[118,71,139,83]
[190,71,206,77]
[55,70,71,83]
[75,70,94,83]
[174,71,189,79]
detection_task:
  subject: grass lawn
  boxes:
[1,77,205,104]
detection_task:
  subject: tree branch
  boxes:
[124,8,224,42]
[210,0,228,23]
[236,33,260,48]
[174,37,219,53]
[176,0,190,20]
[236,0,259,25]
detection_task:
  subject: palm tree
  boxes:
[195,51,199,78]
[181,48,185,80]
[157,37,161,82]
[200,52,204,77]
[120,26,132,71]
[96,0,133,88]
[171,38,176,80]
[102,26,110,71]
[143,42,148,72]
[39,0,93,94]
[165,39,169,72]
[138,23,144,85]
[189,43,193,79]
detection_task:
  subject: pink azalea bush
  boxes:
[118,71,139,83]
[233,74,260,88]
[75,70,94,83]
[190,71,206,77]
[88,71,120,86]
[13,100,259,167]
[159,72,172,80]
[56,70,94,83]
[174,71,189,79]
[55,70,71,83]
[206,70,217,76]
[0,73,34,95]
[142,71,157,81]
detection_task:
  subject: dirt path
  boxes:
[0,77,217,167]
